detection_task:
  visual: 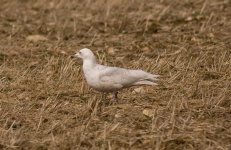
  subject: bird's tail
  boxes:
[133,80,158,86]
[146,73,159,82]
[134,70,160,86]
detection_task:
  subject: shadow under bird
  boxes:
[73,48,159,102]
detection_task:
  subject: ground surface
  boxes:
[0,0,231,149]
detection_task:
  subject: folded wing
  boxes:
[98,66,159,89]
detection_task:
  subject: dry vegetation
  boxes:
[0,0,231,149]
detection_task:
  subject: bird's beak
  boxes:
[71,52,81,58]
[76,52,82,58]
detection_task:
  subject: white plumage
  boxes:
[74,48,159,101]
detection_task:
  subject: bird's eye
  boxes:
[79,51,82,54]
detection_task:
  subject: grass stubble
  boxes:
[0,0,231,149]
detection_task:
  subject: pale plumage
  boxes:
[74,48,159,101]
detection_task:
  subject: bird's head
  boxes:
[73,48,96,62]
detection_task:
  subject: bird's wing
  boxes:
[97,66,148,88]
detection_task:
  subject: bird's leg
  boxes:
[112,91,118,103]
[100,92,107,106]
[101,92,107,100]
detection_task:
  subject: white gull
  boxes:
[74,48,159,102]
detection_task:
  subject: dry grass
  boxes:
[0,0,231,149]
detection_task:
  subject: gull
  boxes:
[74,48,159,102]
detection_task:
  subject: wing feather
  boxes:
[98,66,156,88]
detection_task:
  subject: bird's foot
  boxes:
[111,97,118,104]
[110,91,119,104]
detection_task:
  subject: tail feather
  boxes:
[147,74,159,82]
[132,70,160,86]
[133,80,158,86]
[144,71,159,82]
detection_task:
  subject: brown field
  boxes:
[0,0,231,149]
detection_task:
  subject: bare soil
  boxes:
[0,0,231,149]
